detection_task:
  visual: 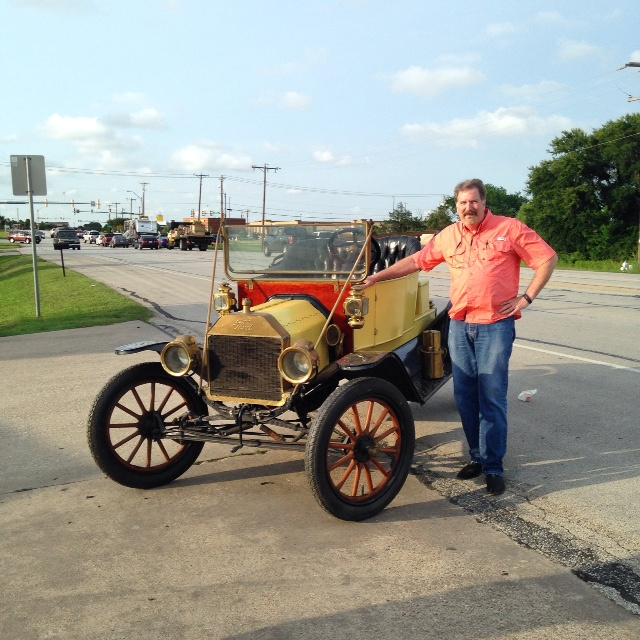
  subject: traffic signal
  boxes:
[45,199,48,207]
[71,200,75,209]
[97,199,101,209]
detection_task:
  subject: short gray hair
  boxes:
[454,179,486,202]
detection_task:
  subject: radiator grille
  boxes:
[208,334,284,402]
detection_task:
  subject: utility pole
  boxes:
[140,182,148,217]
[252,164,280,239]
[219,176,225,219]
[194,173,209,220]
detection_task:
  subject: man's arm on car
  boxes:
[360,254,421,289]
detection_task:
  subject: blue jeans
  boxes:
[448,318,515,476]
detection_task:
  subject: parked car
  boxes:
[8,229,41,244]
[157,234,168,248]
[84,230,100,243]
[262,226,310,256]
[110,234,130,248]
[134,234,159,250]
[87,220,452,522]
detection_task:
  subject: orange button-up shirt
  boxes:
[412,209,556,324]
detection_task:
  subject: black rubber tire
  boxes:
[305,377,415,521]
[198,244,207,251]
[263,245,271,257]
[180,239,187,251]
[87,362,206,489]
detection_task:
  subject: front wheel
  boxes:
[305,378,415,521]
[87,362,206,489]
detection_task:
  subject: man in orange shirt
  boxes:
[362,179,557,495]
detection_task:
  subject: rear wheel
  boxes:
[305,378,415,521]
[87,363,206,488]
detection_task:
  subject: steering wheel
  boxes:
[369,236,381,273]
[327,229,381,274]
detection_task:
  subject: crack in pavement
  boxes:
[411,462,640,617]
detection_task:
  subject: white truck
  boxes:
[83,230,100,243]
[124,218,158,243]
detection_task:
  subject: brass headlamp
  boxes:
[213,282,237,315]
[161,335,202,376]
[278,339,319,384]
[343,287,369,329]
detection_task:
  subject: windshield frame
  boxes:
[222,220,373,283]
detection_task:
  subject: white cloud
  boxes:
[533,11,583,28]
[312,149,354,167]
[313,150,334,163]
[278,91,312,109]
[400,107,572,149]
[630,50,640,62]
[40,113,148,167]
[172,143,252,171]
[486,22,521,38]
[42,114,107,140]
[500,80,565,102]
[390,66,484,99]
[558,39,603,62]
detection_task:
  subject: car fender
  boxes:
[114,341,168,356]
[337,351,422,403]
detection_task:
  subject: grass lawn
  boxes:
[556,257,639,273]
[0,254,153,337]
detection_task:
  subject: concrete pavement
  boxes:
[1,321,639,639]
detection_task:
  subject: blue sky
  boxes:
[2,0,639,226]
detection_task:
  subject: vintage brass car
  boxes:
[88,220,451,520]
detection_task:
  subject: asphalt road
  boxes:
[3,238,640,635]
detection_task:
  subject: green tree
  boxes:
[519,114,640,261]
[485,184,528,217]
[377,202,424,234]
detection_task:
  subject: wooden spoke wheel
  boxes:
[305,378,415,521]
[88,363,205,489]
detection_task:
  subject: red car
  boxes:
[8,229,41,244]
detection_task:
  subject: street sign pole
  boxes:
[10,155,47,318]
[25,157,41,316]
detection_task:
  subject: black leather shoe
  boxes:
[486,474,506,495]
[457,462,483,479]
